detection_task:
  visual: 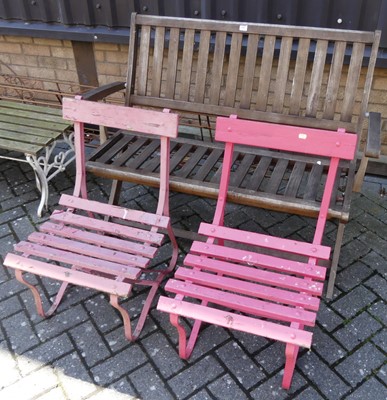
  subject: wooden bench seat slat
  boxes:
[15,241,141,279]
[0,129,51,145]
[4,254,133,297]
[193,148,223,181]
[289,38,310,115]
[211,152,238,184]
[0,107,70,125]
[169,143,193,172]
[175,267,320,311]
[180,29,195,101]
[184,254,325,291]
[40,221,157,258]
[127,139,160,170]
[230,153,256,187]
[0,100,63,116]
[224,32,243,107]
[265,159,289,194]
[246,156,272,191]
[304,164,324,201]
[0,121,63,139]
[158,296,313,348]
[0,113,69,131]
[166,278,317,326]
[141,141,178,172]
[198,223,330,262]
[0,137,43,155]
[323,41,347,119]
[29,232,150,268]
[240,34,259,109]
[284,161,307,197]
[111,137,148,166]
[174,146,208,178]
[165,27,180,99]
[273,37,293,113]
[256,35,276,111]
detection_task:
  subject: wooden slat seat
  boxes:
[4,98,179,342]
[83,14,381,298]
[157,115,358,389]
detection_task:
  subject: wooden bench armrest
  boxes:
[365,112,381,158]
[81,81,126,101]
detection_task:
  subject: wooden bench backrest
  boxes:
[126,13,380,135]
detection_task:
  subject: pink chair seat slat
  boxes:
[40,221,158,258]
[5,254,134,297]
[14,241,141,280]
[50,210,164,245]
[175,267,320,310]
[165,278,317,326]
[158,296,313,348]
[190,241,326,285]
[28,232,150,269]
[185,253,324,293]
[198,222,331,260]
[60,194,170,229]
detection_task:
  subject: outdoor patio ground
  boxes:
[0,154,386,400]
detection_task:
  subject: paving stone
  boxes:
[345,377,387,400]
[2,310,40,353]
[371,329,387,352]
[298,351,350,400]
[230,329,268,354]
[18,333,74,375]
[334,311,382,351]
[207,373,249,400]
[0,294,23,318]
[293,386,324,400]
[364,274,387,297]
[216,341,265,389]
[129,363,174,400]
[316,302,344,332]
[338,239,370,268]
[0,223,12,239]
[35,304,89,341]
[223,209,250,228]
[378,365,387,385]
[36,386,67,400]
[361,250,387,277]
[368,300,387,325]
[105,378,138,400]
[336,261,373,291]
[359,231,387,259]
[330,285,377,319]
[0,346,21,389]
[0,206,26,224]
[70,321,111,367]
[268,215,307,238]
[335,342,385,387]
[91,345,147,386]
[352,194,387,218]
[142,332,185,379]
[187,389,213,400]
[242,207,281,229]
[54,352,96,400]
[168,355,224,399]
[255,341,288,374]
[249,371,306,399]
[186,198,215,223]
[312,326,345,364]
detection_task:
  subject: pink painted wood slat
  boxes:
[190,241,325,286]
[4,253,133,297]
[165,278,317,326]
[198,222,331,261]
[62,98,179,138]
[50,211,164,245]
[215,117,358,160]
[158,297,313,348]
[60,194,170,229]
[40,221,157,258]
[14,241,141,278]
[175,266,321,306]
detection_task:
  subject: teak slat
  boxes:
[174,146,208,178]
[303,164,324,201]
[240,34,259,109]
[224,32,243,107]
[111,137,148,166]
[246,156,272,190]
[193,148,223,181]
[230,153,256,187]
[180,29,195,101]
[151,26,166,97]
[265,158,289,194]
[284,161,307,197]
[137,25,151,96]
[194,30,211,103]
[209,31,227,105]
[165,27,180,99]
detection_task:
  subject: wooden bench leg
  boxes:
[353,155,369,192]
[326,222,346,299]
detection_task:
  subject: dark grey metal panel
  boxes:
[0,0,386,48]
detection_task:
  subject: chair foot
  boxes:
[282,343,300,389]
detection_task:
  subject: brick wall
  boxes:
[0,35,386,154]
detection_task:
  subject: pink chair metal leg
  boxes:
[110,294,133,341]
[283,343,300,389]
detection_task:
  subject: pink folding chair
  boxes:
[4,97,179,341]
[157,115,358,388]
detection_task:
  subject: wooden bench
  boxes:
[0,100,74,216]
[83,14,381,298]
[157,115,358,389]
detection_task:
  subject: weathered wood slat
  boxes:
[265,159,289,194]
[193,148,223,181]
[110,136,148,166]
[230,153,256,187]
[137,25,151,96]
[194,30,211,103]
[0,121,63,138]
[224,32,242,107]
[165,27,180,99]
[209,31,227,105]
[240,34,259,109]
[284,161,307,197]
[151,26,165,97]
[246,156,272,191]
[174,146,208,178]
[0,137,43,155]
[180,29,195,101]
[0,129,51,145]
[304,164,324,200]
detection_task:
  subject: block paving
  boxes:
[0,154,386,399]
